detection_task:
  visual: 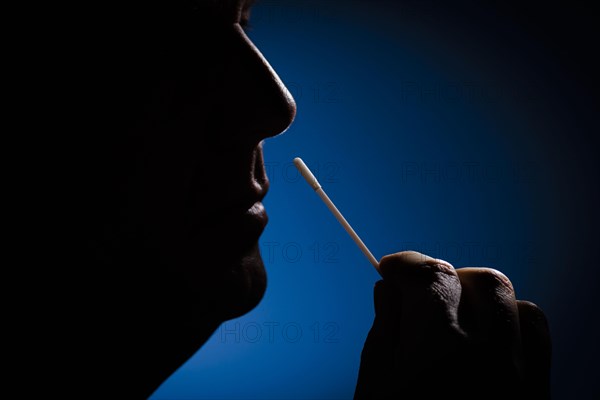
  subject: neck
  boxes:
[69,301,221,398]
[121,317,220,398]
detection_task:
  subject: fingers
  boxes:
[360,254,550,399]
[356,251,464,398]
[517,300,552,399]
[354,281,394,400]
[456,267,521,346]
[456,267,524,394]
[378,251,463,334]
[378,252,465,369]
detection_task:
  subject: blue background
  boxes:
[152,1,599,398]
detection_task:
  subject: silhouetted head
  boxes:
[64,0,296,396]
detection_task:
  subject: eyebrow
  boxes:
[235,0,257,25]
[236,0,257,13]
[189,0,257,24]
[225,0,256,10]
[213,0,257,18]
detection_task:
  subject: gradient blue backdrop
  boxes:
[151,1,599,399]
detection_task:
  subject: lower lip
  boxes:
[244,202,268,234]
[187,202,268,242]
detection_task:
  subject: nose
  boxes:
[223,25,297,143]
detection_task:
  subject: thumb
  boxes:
[372,279,403,337]
[517,300,552,398]
[355,280,399,399]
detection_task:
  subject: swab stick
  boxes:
[294,157,380,274]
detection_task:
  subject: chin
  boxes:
[212,242,267,321]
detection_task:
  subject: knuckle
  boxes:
[458,268,514,292]
[380,250,455,280]
[517,300,549,326]
[517,300,539,310]
[485,268,514,291]
[471,268,515,293]
[380,251,426,267]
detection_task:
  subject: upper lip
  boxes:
[223,174,269,214]
[187,144,270,232]
[246,201,268,225]
[231,192,268,214]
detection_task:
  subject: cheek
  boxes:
[127,117,218,230]
[119,120,268,316]
[127,143,196,232]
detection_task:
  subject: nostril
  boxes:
[253,143,270,195]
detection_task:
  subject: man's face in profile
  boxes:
[88,0,296,322]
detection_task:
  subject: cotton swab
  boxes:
[293,157,380,274]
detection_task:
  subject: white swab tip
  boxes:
[293,157,304,168]
[294,157,321,190]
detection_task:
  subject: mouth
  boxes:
[187,144,270,246]
[239,201,268,238]
[188,199,268,247]
[214,201,268,252]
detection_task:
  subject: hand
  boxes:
[354,251,551,399]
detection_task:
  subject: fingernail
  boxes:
[397,251,453,268]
